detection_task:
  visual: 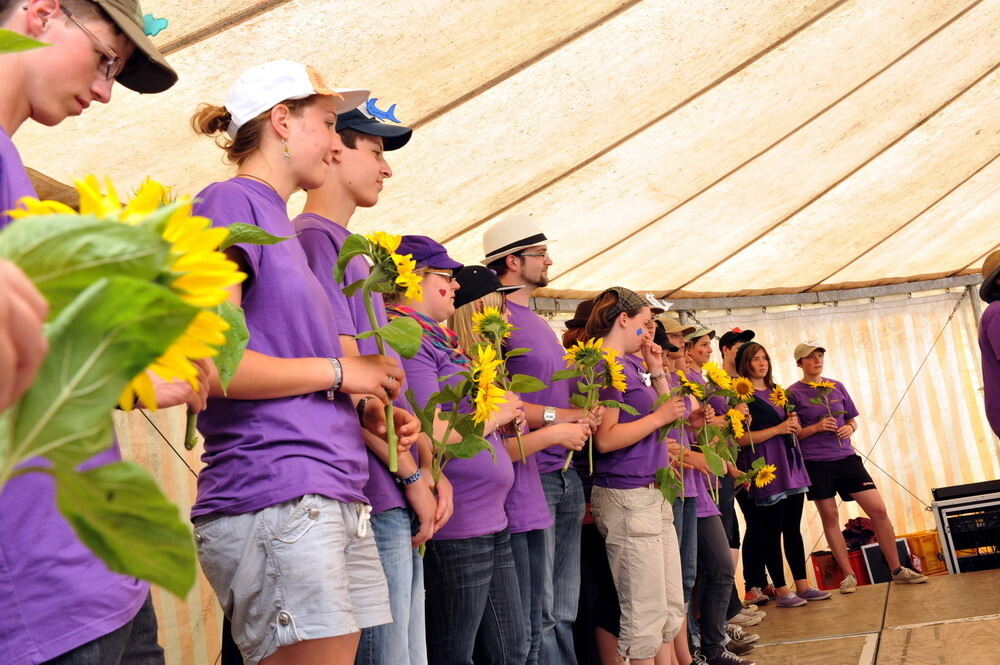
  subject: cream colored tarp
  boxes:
[15,0,999,296]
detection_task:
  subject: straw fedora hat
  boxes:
[482,214,551,265]
[981,249,1000,303]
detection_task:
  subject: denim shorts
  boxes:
[194,495,391,665]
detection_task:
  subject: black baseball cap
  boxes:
[719,328,755,350]
[653,320,680,353]
[336,103,412,150]
[453,266,521,309]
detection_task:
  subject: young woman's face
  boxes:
[689,335,713,365]
[621,307,653,354]
[799,350,824,376]
[419,268,459,322]
[750,349,770,380]
[286,97,341,190]
[21,7,135,126]
[338,134,392,208]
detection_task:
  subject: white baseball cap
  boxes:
[224,61,369,139]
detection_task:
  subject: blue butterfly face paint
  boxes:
[143,14,168,37]
[635,328,644,336]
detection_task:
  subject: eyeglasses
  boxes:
[519,251,550,259]
[422,270,456,283]
[62,5,124,81]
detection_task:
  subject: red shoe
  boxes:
[743,587,769,605]
[761,585,777,599]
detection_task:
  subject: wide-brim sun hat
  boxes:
[482,214,552,265]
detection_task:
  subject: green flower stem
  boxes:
[495,339,527,464]
[363,288,397,472]
[184,409,199,450]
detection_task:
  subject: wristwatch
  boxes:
[543,406,557,426]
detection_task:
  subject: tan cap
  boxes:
[91,0,176,93]
[980,249,1000,303]
[657,314,696,337]
[482,214,551,264]
[684,327,715,342]
[794,340,826,361]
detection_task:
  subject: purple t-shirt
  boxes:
[595,353,668,488]
[737,388,811,504]
[666,370,698,498]
[403,329,514,539]
[294,213,407,515]
[504,422,555,533]
[980,301,1000,438]
[0,129,148,664]
[788,379,860,462]
[192,179,368,517]
[695,472,721,518]
[505,300,574,473]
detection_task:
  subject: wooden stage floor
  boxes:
[747,569,1000,665]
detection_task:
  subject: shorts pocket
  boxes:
[269,495,323,544]
[625,502,662,538]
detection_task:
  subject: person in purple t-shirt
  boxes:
[293,102,444,665]
[0,3,208,664]
[483,214,601,665]
[450,265,589,665]
[588,287,688,665]
[734,342,829,609]
[979,250,1000,439]
[790,341,926,592]
[188,62,420,665]
[387,236,529,665]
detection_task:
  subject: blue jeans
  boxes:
[672,497,698,604]
[356,508,426,665]
[511,529,547,665]
[539,469,584,665]
[44,594,163,664]
[424,529,527,665]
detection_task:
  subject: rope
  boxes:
[136,408,199,479]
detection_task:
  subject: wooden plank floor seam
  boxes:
[885,612,1000,630]
[756,629,882,647]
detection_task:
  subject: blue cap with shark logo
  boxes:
[335,96,413,150]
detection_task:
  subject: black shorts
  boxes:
[804,455,876,501]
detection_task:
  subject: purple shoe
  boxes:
[776,592,808,607]
[798,587,832,601]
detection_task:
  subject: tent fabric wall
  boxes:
[113,286,998,665]
[17,0,999,297]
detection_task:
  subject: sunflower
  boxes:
[807,380,837,393]
[674,370,705,399]
[769,386,788,409]
[603,349,627,391]
[471,344,506,423]
[754,464,777,488]
[703,361,732,390]
[366,230,402,254]
[472,306,512,342]
[731,376,755,402]
[391,252,422,301]
[727,408,746,439]
[563,337,605,368]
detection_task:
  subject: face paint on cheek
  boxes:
[439,289,448,297]
[635,328,644,336]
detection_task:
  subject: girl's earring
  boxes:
[282,140,291,163]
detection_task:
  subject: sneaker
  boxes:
[891,566,928,584]
[741,604,766,617]
[840,573,858,594]
[729,611,762,627]
[776,592,808,607]
[743,587,769,605]
[798,587,832,601]
[692,649,709,665]
[761,584,777,599]
[725,623,759,645]
[705,650,756,665]
[726,638,755,656]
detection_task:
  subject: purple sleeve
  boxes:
[298,228,358,336]
[987,311,1000,361]
[193,182,263,275]
[839,382,860,420]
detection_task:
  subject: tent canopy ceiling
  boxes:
[17,0,999,298]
